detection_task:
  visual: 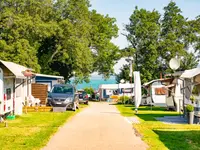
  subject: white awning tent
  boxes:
[0,60,29,79]
[134,71,141,113]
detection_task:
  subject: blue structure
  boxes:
[34,74,64,91]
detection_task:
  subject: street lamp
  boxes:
[120,79,125,104]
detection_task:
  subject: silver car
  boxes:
[47,84,79,111]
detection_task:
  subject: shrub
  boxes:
[186,104,194,112]
[119,95,130,103]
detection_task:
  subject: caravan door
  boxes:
[0,68,3,115]
[4,78,14,114]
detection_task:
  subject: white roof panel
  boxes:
[180,68,200,79]
[99,84,134,89]
[0,60,28,79]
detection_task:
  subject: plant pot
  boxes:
[187,112,194,124]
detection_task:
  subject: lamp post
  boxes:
[120,79,125,104]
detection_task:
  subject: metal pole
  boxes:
[182,80,185,118]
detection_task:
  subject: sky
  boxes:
[90,0,200,74]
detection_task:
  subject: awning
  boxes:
[180,68,200,79]
[0,60,33,79]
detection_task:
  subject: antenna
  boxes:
[169,58,180,71]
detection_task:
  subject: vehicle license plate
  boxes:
[57,102,62,104]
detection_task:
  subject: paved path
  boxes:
[42,102,148,150]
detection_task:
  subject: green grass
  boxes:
[116,104,200,150]
[0,105,87,150]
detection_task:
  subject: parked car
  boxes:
[78,91,89,105]
[47,84,79,111]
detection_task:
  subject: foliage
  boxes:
[115,64,134,83]
[118,95,130,103]
[125,7,161,84]
[190,95,195,103]
[179,53,199,71]
[123,1,200,84]
[0,0,119,82]
[192,85,200,95]
[84,87,94,95]
[116,105,200,150]
[186,104,194,112]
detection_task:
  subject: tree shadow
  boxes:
[154,130,200,150]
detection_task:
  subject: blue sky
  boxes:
[90,0,200,74]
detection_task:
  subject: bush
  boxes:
[119,95,130,103]
[186,104,194,112]
[84,87,94,95]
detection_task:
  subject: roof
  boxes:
[35,73,64,79]
[0,60,29,79]
[180,68,200,79]
[99,83,134,89]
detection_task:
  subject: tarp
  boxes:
[134,71,141,112]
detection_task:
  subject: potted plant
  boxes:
[186,104,194,124]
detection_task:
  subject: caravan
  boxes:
[98,83,134,100]
[0,60,34,116]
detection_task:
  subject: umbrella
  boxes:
[134,71,142,113]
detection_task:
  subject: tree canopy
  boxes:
[119,1,200,84]
[0,0,119,82]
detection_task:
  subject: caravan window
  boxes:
[6,88,11,100]
[122,88,133,93]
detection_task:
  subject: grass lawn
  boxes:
[0,105,87,150]
[116,104,200,150]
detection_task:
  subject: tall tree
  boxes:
[125,7,161,83]
[160,1,188,72]
[89,10,120,79]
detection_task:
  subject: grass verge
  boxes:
[116,104,200,150]
[0,104,87,150]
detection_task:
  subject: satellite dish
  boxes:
[169,58,180,70]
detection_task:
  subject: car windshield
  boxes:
[52,85,73,94]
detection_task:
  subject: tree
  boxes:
[115,64,134,83]
[0,0,120,82]
[179,52,199,71]
[125,7,161,83]
[84,87,94,95]
[124,1,200,84]
[159,1,188,73]
[89,10,120,79]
